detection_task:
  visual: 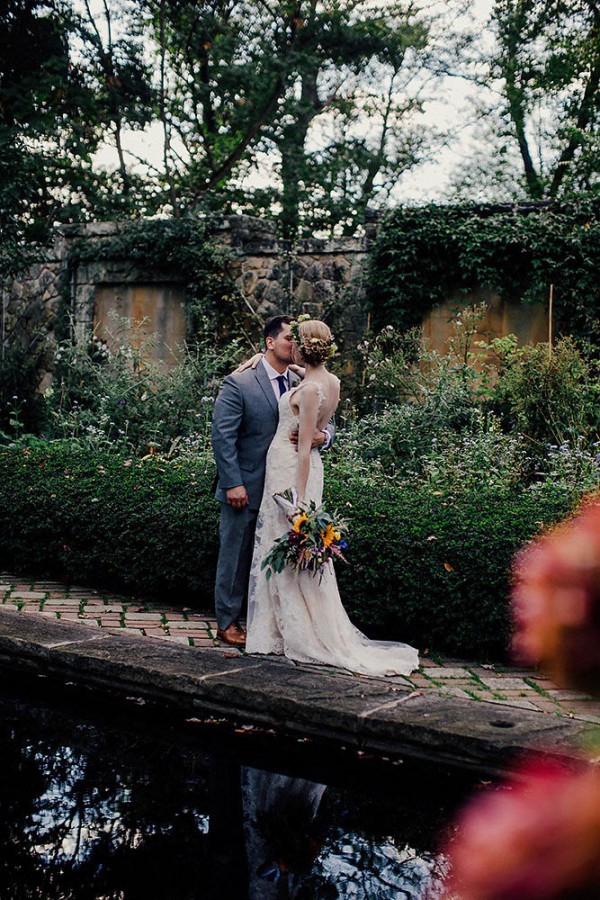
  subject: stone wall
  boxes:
[1,215,374,373]
[2,214,549,382]
[207,215,373,356]
[0,236,65,392]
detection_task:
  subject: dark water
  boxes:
[0,679,478,899]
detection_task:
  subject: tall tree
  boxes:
[261,1,429,236]
[140,0,431,235]
[0,0,157,246]
[0,0,78,245]
[451,0,600,200]
[76,0,155,201]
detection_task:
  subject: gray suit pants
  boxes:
[214,503,259,631]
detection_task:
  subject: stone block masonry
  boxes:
[2,215,375,379]
[2,574,600,728]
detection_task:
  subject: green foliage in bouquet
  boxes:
[261,500,348,581]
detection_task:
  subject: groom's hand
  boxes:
[289,428,326,451]
[226,485,249,509]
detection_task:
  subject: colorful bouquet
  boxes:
[261,489,348,581]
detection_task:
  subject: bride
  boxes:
[246,318,419,676]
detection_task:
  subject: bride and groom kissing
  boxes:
[211,315,418,677]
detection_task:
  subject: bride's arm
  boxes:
[295,386,320,504]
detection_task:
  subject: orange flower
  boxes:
[321,523,335,548]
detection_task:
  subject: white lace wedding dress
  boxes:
[246,386,419,676]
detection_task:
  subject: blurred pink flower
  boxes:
[511,498,600,693]
[442,758,600,899]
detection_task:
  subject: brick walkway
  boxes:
[3,573,600,726]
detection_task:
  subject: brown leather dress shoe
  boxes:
[216,623,246,647]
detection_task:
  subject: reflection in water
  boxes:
[242,768,327,898]
[0,689,453,898]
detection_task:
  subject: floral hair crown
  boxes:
[290,314,338,360]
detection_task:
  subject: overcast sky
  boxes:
[394,0,495,201]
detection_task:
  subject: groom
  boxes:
[211,315,334,647]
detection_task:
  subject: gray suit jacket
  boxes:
[211,364,335,510]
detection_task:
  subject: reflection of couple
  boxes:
[241,767,326,898]
[212,315,418,676]
[207,757,325,900]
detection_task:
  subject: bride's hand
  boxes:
[232,352,263,374]
[289,363,305,378]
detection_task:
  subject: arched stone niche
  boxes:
[64,222,188,369]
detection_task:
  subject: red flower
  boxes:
[512,498,600,693]
[442,758,600,900]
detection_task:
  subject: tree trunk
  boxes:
[549,19,600,197]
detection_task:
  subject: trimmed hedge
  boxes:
[0,444,580,659]
[325,469,578,658]
[0,445,220,601]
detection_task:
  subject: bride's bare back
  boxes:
[289,372,340,503]
[288,371,340,428]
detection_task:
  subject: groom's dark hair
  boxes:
[264,315,293,343]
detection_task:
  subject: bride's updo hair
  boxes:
[292,318,336,365]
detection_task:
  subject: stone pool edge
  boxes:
[0,608,594,777]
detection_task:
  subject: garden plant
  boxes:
[1,309,598,660]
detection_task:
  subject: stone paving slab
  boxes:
[428,667,471,680]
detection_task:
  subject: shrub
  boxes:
[490,337,600,447]
[0,443,583,659]
[324,454,581,658]
[0,343,48,437]
[345,319,600,488]
[42,317,241,454]
[0,444,220,601]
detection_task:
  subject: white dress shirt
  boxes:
[261,357,290,401]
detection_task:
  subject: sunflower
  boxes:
[293,513,308,533]
[321,523,335,548]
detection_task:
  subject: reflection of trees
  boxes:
[0,696,210,899]
[313,835,448,898]
[303,782,452,898]
[1,692,461,899]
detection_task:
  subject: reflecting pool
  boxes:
[0,681,478,899]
